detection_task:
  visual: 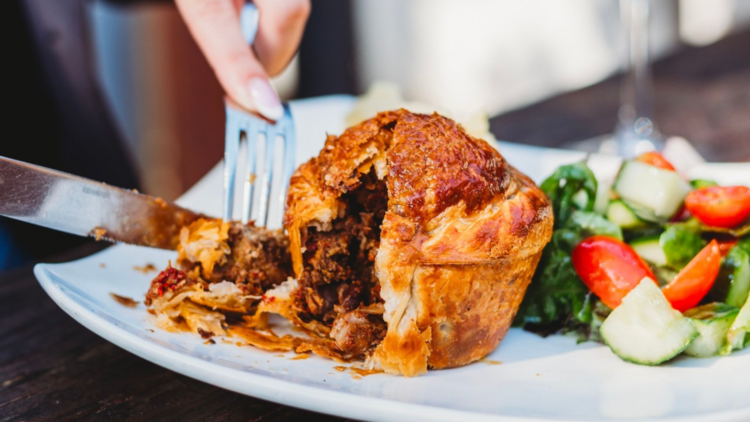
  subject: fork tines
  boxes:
[223,98,295,228]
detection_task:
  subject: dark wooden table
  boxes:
[3,31,750,422]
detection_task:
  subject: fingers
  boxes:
[175,0,283,120]
[253,0,311,76]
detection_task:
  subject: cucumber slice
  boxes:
[607,200,648,229]
[723,287,750,354]
[684,303,739,358]
[600,278,697,365]
[623,200,662,223]
[630,236,667,267]
[594,179,613,215]
[724,247,750,308]
[613,160,691,221]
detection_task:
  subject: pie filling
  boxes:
[144,169,389,359]
[294,169,388,357]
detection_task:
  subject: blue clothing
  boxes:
[0,218,27,271]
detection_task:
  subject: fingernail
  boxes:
[248,77,283,120]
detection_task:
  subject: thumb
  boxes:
[175,0,283,120]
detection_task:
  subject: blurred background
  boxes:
[3,0,750,270]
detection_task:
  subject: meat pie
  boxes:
[274,109,553,376]
[145,110,553,377]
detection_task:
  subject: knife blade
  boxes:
[0,156,203,250]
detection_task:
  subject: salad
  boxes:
[514,151,750,365]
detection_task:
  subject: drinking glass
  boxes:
[568,0,663,157]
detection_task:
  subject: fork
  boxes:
[223,3,296,228]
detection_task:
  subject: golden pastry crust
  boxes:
[285,110,553,376]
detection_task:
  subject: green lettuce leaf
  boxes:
[514,228,588,329]
[735,237,750,253]
[569,210,623,241]
[690,179,718,189]
[691,218,750,238]
[660,223,707,269]
[540,162,597,229]
[515,162,614,338]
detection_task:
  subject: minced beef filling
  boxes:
[295,169,388,356]
[210,224,292,294]
[170,223,292,297]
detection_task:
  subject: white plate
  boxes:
[36,96,750,422]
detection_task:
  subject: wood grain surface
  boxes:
[0,244,351,422]
[2,30,749,422]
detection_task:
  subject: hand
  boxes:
[176,0,310,120]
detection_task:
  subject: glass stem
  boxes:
[616,0,661,155]
[620,0,653,124]
[631,0,653,122]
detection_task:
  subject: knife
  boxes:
[0,156,203,250]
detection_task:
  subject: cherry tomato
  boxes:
[636,151,676,171]
[662,240,721,312]
[572,235,657,309]
[684,186,750,228]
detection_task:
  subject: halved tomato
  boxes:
[662,240,721,312]
[636,151,676,171]
[685,186,750,228]
[572,235,657,309]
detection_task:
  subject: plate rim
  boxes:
[34,261,750,422]
[34,262,547,422]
